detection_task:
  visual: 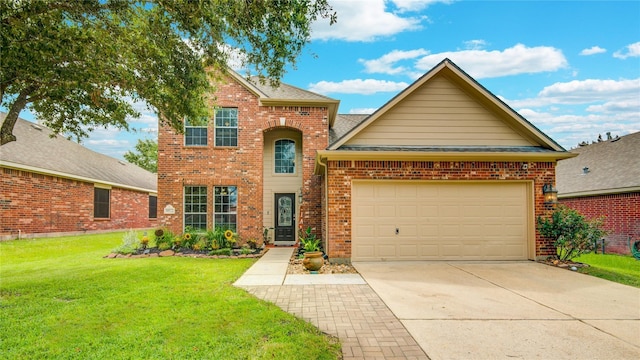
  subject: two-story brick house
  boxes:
[158,70,338,247]
[158,59,575,263]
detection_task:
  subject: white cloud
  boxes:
[414,44,568,78]
[391,0,453,12]
[538,78,640,103]
[580,46,606,56]
[349,108,377,114]
[312,0,423,41]
[613,41,640,59]
[359,49,430,75]
[308,79,409,95]
[463,39,487,50]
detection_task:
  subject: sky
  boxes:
[12,0,640,159]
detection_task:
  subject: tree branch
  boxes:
[1,85,37,145]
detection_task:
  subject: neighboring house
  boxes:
[0,114,157,240]
[158,59,574,263]
[556,132,640,254]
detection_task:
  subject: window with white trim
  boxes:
[275,139,296,174]
[214,186,237,231]
[185,117,208,146]
[214,108,238,147]
[184,186,207,231]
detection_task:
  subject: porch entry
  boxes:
[274,193,295,243]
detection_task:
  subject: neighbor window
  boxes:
[214,108,238,146]
[275,139,296,174]
[184,186,207,231]
[94,188,110,219]
[214,186,237,231]
[185,117,208,146]
[149,195,157,219]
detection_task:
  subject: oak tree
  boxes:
[0,0,336,145]
[124,138,158,173]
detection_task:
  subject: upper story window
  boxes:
[185,117,208,146]
[215,108,238,147]
[275,139,296,174]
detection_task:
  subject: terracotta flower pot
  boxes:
[302,251,324,271]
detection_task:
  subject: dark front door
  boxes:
[274,193,295,242]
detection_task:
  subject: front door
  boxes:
[274,193,295,242]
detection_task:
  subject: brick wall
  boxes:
[157,74,328,241]
[1,167,156,238]
[560,192,640,255]
[325,160,558,262]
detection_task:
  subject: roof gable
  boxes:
[329,59,564,152]
[225,69,339,125]
[0,115,157,192]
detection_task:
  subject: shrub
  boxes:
[537,205,607,261]
[112,230,141,255]
[155,229,176,251]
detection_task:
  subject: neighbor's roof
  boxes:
[556,132,640,198]
[0,114,157,193]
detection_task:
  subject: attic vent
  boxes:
[30,124,42,131]
[582,167,590,175]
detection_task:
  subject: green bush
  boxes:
[154,229,176,251]
[299,226,320,252]
[112,230,141,254]
[537,205,607,261]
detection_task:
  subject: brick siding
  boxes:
[560,192,640,255]
[325,160,558,261]
[157,75,327,242]
[1,167,156,238]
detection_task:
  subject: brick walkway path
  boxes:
[242,284,430,360]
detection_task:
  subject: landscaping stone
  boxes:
[159,250,175,257]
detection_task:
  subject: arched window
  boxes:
[275,139,295,174]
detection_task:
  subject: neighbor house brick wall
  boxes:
[324,160,557,262]
[157,74,327,241]
[1,167,155,238]
[560,192,640,255]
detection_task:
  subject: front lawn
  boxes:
[574,252,640,288]
[0,232,340,359]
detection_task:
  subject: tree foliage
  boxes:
[0,0,336,145]
[537,205,607,261]
[124,138,157,173]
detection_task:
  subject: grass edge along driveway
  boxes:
[0,232,341,359]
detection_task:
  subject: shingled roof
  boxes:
[556,132,640,197]
[0,114,157,193]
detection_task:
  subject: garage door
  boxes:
[352,181,530,261]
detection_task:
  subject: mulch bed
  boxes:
[105,247,267,259]
[537,258,590,271]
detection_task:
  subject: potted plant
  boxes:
[300,227,323,271]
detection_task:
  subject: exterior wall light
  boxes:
[543,183,558,204]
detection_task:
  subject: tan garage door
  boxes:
[352,181,530,261]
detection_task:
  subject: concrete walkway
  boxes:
[234,247,429,359]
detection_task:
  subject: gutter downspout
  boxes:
[316,154,330,260]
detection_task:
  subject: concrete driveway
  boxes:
[354,261,640,360]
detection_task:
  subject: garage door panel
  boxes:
[352,182,530,261]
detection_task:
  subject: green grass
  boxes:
[574,252,640,288]
[0,232,340,359]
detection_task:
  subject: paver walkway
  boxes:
[235,248,429,360]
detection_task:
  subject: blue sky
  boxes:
[14,0,640,159]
